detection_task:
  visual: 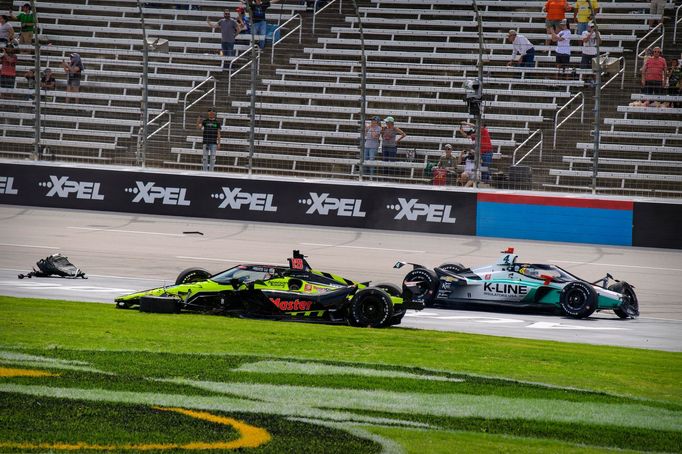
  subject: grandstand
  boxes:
[1,0,680,195]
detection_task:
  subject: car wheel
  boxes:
[374,282,402,297]
[348,287,394,328]
[115,301,130,309]
[559,281,597,318]
[609,282,639,319]
[175,267,211,285]
[402,268,438,307]
[139,296,180,314]
[439,262,466,274]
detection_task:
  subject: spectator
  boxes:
[0,15,14,46]
[580,22,600,86]
[543,0,572,47]
[10,3,34,45]
[573,0,598,36]
[62,52,83,103]
[667,58,680,99]
[236,6,251,35]
[23,67,34,99]
[245,0,280,49]
[207,9,243,63]
[41,67,55,101]
[552,20,572,80]
[380,116,406,167]
[649,0,665,29]
[506,30,535,68]
[196,108,221,172]
[435,144,457,185]
[363,115,381,179]
[459,121,493,182]
[641,47,667,95]
[0,45,17,90]
[457,149,476,187]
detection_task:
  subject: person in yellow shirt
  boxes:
[574,0,598,35]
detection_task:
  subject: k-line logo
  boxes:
[298,193,366,217]
[211,187,277,211]
[39,175,104,200]
[0,176,18,195]
[387,198,456,223]
[125,181,190,206]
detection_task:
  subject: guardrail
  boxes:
[228,45,261,95]
[312,0,343,33]
[674,3,681,42]
[512,129,543,166]
[634,23,664,76]
[271,14,302,63]
[146,110,171,142]
[600,55,625,91]
[553,91,584,149]
[182,76,216,128]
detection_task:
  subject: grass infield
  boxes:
[1,296,681,453]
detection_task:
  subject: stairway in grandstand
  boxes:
[1,0,304,162]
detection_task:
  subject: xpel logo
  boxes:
[0,176,18,195]
[388,198,456,224]
[298,192,366,217]
[39,175,104,200]
[125,181,190,206]
[211,187,277,211]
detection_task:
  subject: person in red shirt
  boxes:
[0,45,17,90]
[459,121,493,182]
[543,0,572,46]
[641,47,667,95]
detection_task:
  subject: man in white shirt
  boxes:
[552,20,572,79]
[580,22,600,85]
[506,30,536,68]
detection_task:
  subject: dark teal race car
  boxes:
[115,251,422,328]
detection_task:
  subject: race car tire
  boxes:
[139,296,180,314]
[402,268,438,307]
[348,287,394,328]
[609,282,639,319]
[439,262,466,274]
[559,281,597,318]
[175,267,211,285]
[374,282,402,298]
[115,301,131,309]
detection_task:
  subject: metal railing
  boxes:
[182,76,216,128]
[270,14,302,63]
[553,92,584,149]
[312,0,343,33]
[146,110,171,142]
[634,23,664,76]
[512,129,543,166]
[600,55,625,91]
[674,3,681,43]
[228,45,261,95]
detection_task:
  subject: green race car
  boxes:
[115,250,422,327]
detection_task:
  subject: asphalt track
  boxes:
[1,205,681,352]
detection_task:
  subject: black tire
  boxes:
[402,268,438,307]
[139,296,180,314]
[374,282,402,298]
[439,262,466,274]
[115,301,131,309]
[175,267,211,285]
[560,281,597,318]
[609,282,639,319]
[348,287,394,328]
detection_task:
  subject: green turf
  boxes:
[1,296,681,453]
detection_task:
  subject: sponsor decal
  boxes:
[485,274,492,280]
[39,175,104,200]
[304,283,330,293]
[0,176,18,195]
[212,187,277,212]
[269,297,313,311]
[299,193,366,217]
[483,283,528,296]
[267,281,287,288]
[125,181,190,206]
[388,198,456,223]
[291,258,304,270]
[440,281,451,290]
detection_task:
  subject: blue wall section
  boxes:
[476,201,633,246]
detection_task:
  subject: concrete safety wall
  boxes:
[0,161,679,249]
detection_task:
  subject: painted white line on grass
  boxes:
[0,243,60,250]
[68,227,184,237]
[551,260,682,273]
[300,243,425,253]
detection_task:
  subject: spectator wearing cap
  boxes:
[235,6,251,34]
[543,0,572,47]
[0,15,14,46]
[196,108,222,171]
[380,116,406,171]
[459,121,493,182]
[207,9,243,62]
[641,47,667,95]
[435,144,457,185]
[506,30,535,68]
[363,115,382,179]
[551,20,572,80]
[62,52,84,104]
[9,3,34,45]
[574,0,598,36]
[580,21,600,85]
